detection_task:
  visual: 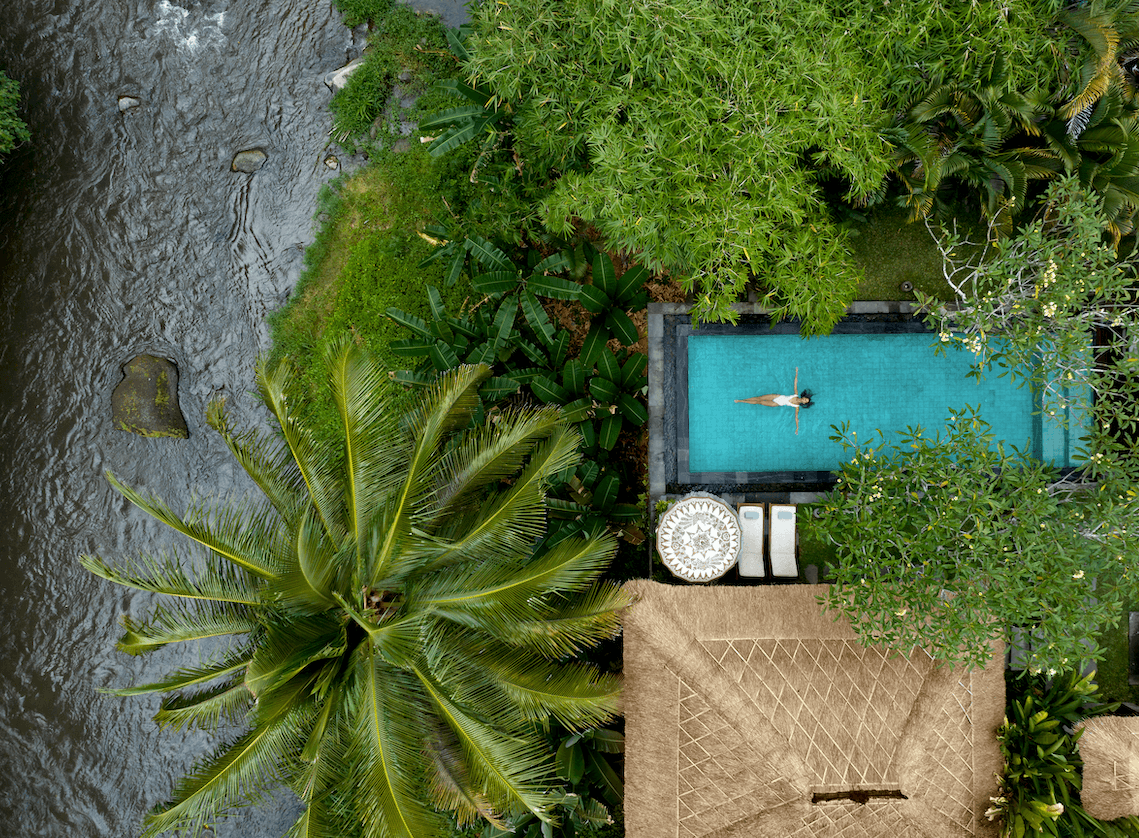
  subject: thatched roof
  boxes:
[622,581,1004,838]
[1077,716,1139,820]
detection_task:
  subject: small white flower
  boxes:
[1073,570,1085,580]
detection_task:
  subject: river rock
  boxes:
[117,96,141,112]
[111,355,189,439]
[231,148,267,173]
[324,56,366,93]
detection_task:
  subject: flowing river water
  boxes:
[0,0,461,834]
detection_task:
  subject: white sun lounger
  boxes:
[769,504,799,578]
[736,504,765,578]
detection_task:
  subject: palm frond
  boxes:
[109,647,252,696]
[425,720,508,829]
[206,397,304,521]
[1061,2,1123,119]
[439,636,621,729]
[269,508,342,613]
[346,653,446,838]
[416,534,617,616]
[118,600,257,655]
[245,613,346,699]
[473,582,631,658]
[412,665,554,823]
[80,550,263,605]
[371,364,490,582]
[140,702,313,838]
[106,471,280,580]
[421,406,562,525]
[409,427,582,571]
[154,678,255,731]
[325,339,406,570]
[257,358,347,546]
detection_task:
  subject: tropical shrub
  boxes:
[0,68,28,156]
[387,246,649,546]
[82,342,630,838]
[470,725,623,838]
[989,670,1139,838]
[809,404,1139,674]
[886,54,1059,233]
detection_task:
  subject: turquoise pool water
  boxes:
[687,333,1083,474]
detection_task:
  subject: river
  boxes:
[0,0,461,834]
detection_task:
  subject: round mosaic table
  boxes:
[656,494,741,582]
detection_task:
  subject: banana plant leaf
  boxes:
[618,392,648,426]
[597,414,622,451]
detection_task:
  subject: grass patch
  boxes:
[268,145,472,434]
[848,204,956,301]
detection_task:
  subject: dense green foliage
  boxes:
[810,404,1139,673]
[449,0,1079,328]
[0,69,29,156]
[83,344,629,838]
[388,242,648,552]
[990,671,1139,838]
[327,3,456,154]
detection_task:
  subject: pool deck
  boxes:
[648,300,920,502]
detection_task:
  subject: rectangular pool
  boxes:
[688,332,1083,473]
[648,308,1091,495]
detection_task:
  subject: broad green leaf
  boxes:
[606,309,639,346]
[589,376,618,404]
[617,392,648,425]
[592,252,617,297]
[577,284,609,314]
[472,270,521,296]
[598,414,622,451]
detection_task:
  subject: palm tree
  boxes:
[888,54,1059,232]
[82,341,629,838]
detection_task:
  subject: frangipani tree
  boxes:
[917,177,1139,424]
[82,341,629,838]
[812,406,1139,674]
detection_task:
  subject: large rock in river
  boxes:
[111,355,189,439]
[231,148,267,173]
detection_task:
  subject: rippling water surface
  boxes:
[0,0,461,833]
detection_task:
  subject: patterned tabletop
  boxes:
[656,494,741,582]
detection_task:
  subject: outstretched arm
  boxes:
[794,367,799,393]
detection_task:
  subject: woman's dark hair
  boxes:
[799,389,814,408]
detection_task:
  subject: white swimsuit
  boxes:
[773,394,796,406]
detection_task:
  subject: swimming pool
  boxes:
[688,332,1062,472]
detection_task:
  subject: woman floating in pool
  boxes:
[736,367,813,433]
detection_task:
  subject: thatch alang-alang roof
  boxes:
[622,581,1005,838]
[1077,716,1139,821]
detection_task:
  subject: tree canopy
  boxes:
[460,0,1073,329]
[83,342,629,838]
[811,406,1139,673]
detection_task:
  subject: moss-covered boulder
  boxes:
[111,355,188,439]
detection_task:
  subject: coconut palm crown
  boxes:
[82,341,629,838]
